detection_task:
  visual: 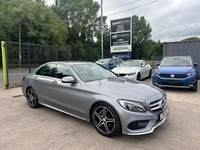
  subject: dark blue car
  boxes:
[95,58,123,70]
[152,56,198,91]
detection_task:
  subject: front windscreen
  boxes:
[160,57,192,66]
[119,61,139,67]
[72,63,117,82]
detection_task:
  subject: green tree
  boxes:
[0,0,68,45]
[182,37,200,41]
[131,15,152,59]
[143,40,163,60]
[51,0,103,61]
[52,0,100,42]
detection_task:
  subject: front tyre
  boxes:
[148,69,152,78]
[92,103,121,137]
[191,84,197,92]
[26,88,39,108]
[137,73,141,81]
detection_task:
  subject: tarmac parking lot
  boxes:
[0,78,200,150]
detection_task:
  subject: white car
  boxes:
[112,60,152,80]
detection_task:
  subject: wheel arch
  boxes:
[89,101,121,125]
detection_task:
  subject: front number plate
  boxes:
[160,108,169,120]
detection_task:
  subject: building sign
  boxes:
[111,17,131,33]
[110,17,132,53]
[111,32,130,46]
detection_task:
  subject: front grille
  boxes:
[159,74,187,78]
[119,73,127,76]
[161,80,187,86]
[149,97,167,112]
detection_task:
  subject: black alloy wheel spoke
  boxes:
[94,106,116,134]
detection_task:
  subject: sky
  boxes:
[46,0,200,42]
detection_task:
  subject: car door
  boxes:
[48,64,81,116]
[33,64,56,103]
[140,60,149,78]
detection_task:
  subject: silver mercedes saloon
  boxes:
[21,61,169,137]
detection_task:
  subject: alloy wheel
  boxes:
[26,88,39,108]
[93,105,116,135]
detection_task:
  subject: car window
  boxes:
[160,57,192,66]
[116,59,122,64]
[110,59,115,65]
[95,59,110,65]
[123,61,139,67]
[72,63,117,82]
[35,64,55,77]
[141,60,146,66]
[54,64,72,79]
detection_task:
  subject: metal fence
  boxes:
[0,41,162,89]
[2,41,71,88]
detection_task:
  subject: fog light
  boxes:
[128,120,149,130]
[189,78,196,83]
[153,76,158,81]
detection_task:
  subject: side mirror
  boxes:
[194,63,198,66]
[61,76,77,83]
[157,63,160,66]
[141,64,146,67]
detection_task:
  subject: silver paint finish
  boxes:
[21,61,168,135]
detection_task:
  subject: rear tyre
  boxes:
[26,88,39,108]
[137,73,141,81]
[92,103,121,137]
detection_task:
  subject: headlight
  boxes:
[128,72,136,76]
[187,72,196,77]
[154,72,160,76]
[118,100,146,112]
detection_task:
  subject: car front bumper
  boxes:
[152,75,197,88]
[115,103,169,135]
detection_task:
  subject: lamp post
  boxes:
[101,0,103,59]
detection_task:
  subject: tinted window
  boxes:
[36,64,55,77]
[54,64,72,79]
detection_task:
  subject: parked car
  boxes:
[95,58,123,70]
[22,61,169,137]
[112,60,152,80]
[152,56,198,91]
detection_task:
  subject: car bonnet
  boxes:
[157,66,194,74]
[84,78,163,103]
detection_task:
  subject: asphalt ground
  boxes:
[0,78,200,150]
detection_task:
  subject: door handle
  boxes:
[34,78,38,81]
[52,81,58,84]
